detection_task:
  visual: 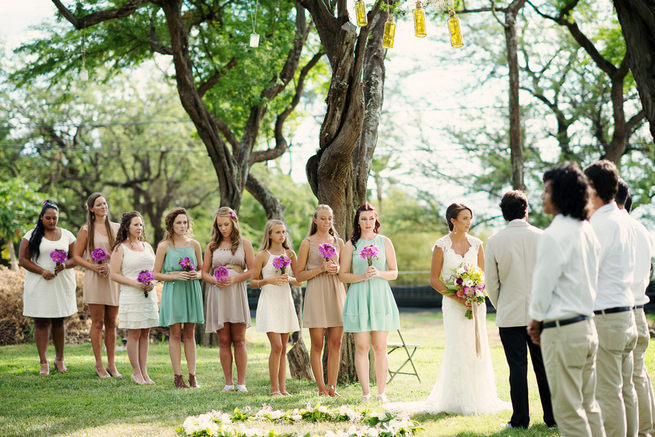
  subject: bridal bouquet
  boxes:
[178,256,195,272]
[318,243,336,261]
[444,263,486,319]
[213,266,229,281]
[272,255,291,274]
[359,244,379,266]
[50,249,67,266]
[137,269,154,298]
[90,248,108,264]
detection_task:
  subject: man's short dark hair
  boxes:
[584,160,619,203]
[616,179,629,207]
[543,163,590,220]
[500,190,528,221]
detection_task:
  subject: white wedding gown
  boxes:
[385,234,510,415]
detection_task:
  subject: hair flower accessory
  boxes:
[229,211,237,220]
[84,204,89,210]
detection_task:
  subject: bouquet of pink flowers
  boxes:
[214,266,229,281]
[50,249,67,266]
[318,243,336,261]
[272,255,291,274]
[137,269,154,298]
[90,248,108,264]
[178,257,195,272]
[359,245,379,266]
[444,263,486,319]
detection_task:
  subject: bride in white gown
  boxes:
[386,203,510,415]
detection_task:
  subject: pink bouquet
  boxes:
[214,266,229,281]
[359,245,379,266]
[178,257,195,272]
[318,243,336,261]
[272,255,291,274]
[50,249,67,266]
[444,263,486,319]
[90,248,108,264]
[137,269,154,298]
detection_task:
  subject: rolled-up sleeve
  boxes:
[529,233,563,321]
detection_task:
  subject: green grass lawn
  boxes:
[2,311,655,437]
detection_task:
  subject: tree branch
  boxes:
[51,0,150,29]
[198,57,237,97]
[149,10,173,55]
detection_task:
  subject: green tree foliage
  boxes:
[0,179,45,266]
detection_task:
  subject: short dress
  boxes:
[117,244,159,329]
[159,244,205,327]
[302,238,346,328]
[342,234,400,332]
[82,224,120,306]
[205,241,251,332]
[255,251,301,334]
[22,228,78,318]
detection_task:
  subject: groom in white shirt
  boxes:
[486,190,555,429]
[584,160,639,437]
[528,164,605,437]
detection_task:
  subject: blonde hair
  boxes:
[259,219,290,252]
[308,204,339,238]
[209,207,241,254]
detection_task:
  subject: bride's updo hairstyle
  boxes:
[445,203,473,231]
[350,203,381,247]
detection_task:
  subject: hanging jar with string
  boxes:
[249,1,260,47]
[413,1,427,38]
[355,0,368,26]
[382,13,396,49]
[447,9,464,48]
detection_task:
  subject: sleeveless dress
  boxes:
[342,235,400,332]
[255,251,300,333]
[205,241,251,332]
[385,234,510,415]
[159,244,204,327]
[117,244,159,329]
[22,228,77,318]
[302,238,346,328]
[82,224,120,306]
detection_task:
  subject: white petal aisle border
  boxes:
[177,403,423,437]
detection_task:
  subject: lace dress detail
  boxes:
[385,234,510,415]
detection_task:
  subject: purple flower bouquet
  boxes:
[272,255,291,274]
[214,266,229,281]
[50,249,67,266]
[90,248,108,264]
[178,256,195,272]
[318,243,336,261]
[359,244,379,266]
[137,269,154,298]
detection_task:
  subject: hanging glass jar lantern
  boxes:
[382,14,396,49]
[355,0,368,27]
[413,2,427,38]
[447,9,464,48]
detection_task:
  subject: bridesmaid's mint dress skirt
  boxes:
[342,277,400,332]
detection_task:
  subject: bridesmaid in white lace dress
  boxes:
[386,203,510,415]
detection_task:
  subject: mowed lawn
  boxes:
[2,311,655,437]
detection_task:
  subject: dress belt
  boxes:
[633,304,645,310]
[593,306,632,315]
[224,264,244,273]
[542,315,589,329]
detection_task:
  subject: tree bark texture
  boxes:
[613,0,655,142]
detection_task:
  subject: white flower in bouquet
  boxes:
[463,278,474,287]
[456,266,466,275]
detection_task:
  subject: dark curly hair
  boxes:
[111,211,145,252]
[445,203,473,231]
[499,190,528,221]
[350,203,381,248]
[543,163,590,220]
[28,200,59,261]
[583,160,618,203]
[615,179,632,212]
[163,207,193,243]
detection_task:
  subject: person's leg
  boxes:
[278,333,290,395]
[623,314,639,437]
[353,332,371,397]
[218,324,234,387]
[370,331,389,397]
[34,318,50,374]
[632,308,655,437]
[581,321,606,437]
[182,323,197,386]
[169,323,182,376]
[326,326,344,396]
[51,317,67,372]
[88,304,109,376]
[126,329,144,383]
[104,305,121,377]
[231,323,248,387]
[309,327,328,395]
[139,329,154,384]
[527,329,555,427]
[499,326,530,428]
[266,332,283,394]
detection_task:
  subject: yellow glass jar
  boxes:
[383,14,396,49]
[447,9,464,48]
[414,2,427,38]
[355,0,368,27]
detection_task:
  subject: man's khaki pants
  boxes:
[633,307,655,437]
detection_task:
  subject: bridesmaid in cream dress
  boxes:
[201,207,255,393]
[295,205,346,397]
[72,193,121,379]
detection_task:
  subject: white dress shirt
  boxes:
[485,219,542,327]
[529,214,600,321]
[622,210,653,305]
[589,202,635,310]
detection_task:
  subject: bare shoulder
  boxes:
[191,239,202,251]
[156,240,170,252]
[286,248,297,259]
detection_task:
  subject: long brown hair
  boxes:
[349,203,381,248]
[208,207,241,254]
[111,211,145,252]
[163,207,193,245]
[259,219,290,252]
[308,204,339,238]
[85,192,115,254]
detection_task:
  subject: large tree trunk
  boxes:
[613,0,655,142]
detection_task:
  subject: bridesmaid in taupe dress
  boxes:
[72,193,121,378]
[200,207,255,393]
[296,204,346,396]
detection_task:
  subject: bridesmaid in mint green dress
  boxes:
[340,203,399,403]
[154,208,204,389]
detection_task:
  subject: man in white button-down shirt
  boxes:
[486,190,554,429]
[584,160,639,437]
[528,164,605,437]
[617,179,655,437]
